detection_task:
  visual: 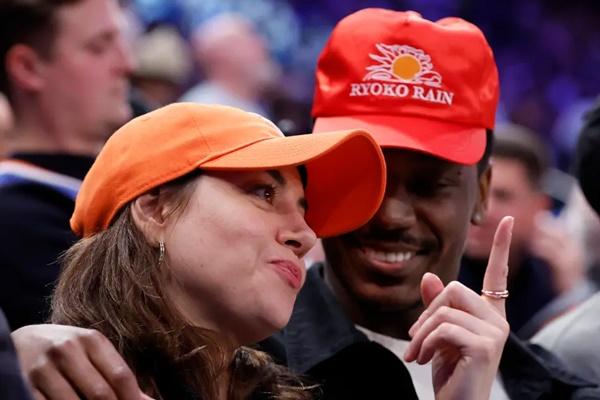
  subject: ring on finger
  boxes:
[481,289,509,299]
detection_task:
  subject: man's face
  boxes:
[39,0,133,138]
[466,156,545,260]
[323,149,486,312]
[0,94,13,157]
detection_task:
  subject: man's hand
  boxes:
[11,324,153,400]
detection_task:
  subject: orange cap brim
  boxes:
[314,115,487,165]
[200,129,386,237]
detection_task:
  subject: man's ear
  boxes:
[472,164,492,225]
[130,189,169,245]
[5,44,47,93]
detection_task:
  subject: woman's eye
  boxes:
[252,185,277,204]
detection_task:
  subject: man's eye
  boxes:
[252,185,277,204]
[86,42,108,55]
[411,180,453,196]
[435,181,452,189]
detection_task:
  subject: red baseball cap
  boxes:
[72,103,386,238]
[312,9,499,165]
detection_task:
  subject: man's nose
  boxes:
[373,188,417,229]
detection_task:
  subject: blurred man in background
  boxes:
[461,124,587,337]
[180,13,280,117]
[0,0,134,329]
[459,125,584,338]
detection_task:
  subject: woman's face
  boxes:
[163,167,316,345]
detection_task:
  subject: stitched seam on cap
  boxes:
[189,105,212,153]
[198,136,275,165]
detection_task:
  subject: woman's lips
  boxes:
[270,260,302,289]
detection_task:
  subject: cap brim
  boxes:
[200,130,386,237]
[314,115,486,165]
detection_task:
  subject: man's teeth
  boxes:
[365,249,414,263]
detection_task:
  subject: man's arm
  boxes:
[11,324,153,400]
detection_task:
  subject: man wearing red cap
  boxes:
[9,8,600,400]
[265,8,598,399]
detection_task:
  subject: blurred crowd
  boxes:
[4,0,598,162]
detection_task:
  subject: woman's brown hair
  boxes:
[51,172,314,399]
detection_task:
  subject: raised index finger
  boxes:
[481,216,513,317]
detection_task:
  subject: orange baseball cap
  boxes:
[71,103,386,238]
[312,9,499,165]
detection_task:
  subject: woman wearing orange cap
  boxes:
[48,103,386,399]
[14,103,517,400]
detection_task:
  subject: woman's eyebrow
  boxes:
[267,170,286,186]
[267,170,307,212]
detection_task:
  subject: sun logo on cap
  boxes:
[364,44,442,87]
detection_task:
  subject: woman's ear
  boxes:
[130,189,168,245]
[472,165,492,225]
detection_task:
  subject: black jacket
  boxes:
[261,264,600,400]
[0,154,93,329]
[0,309,34,400]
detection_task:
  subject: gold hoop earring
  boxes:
[158,241,165,265]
